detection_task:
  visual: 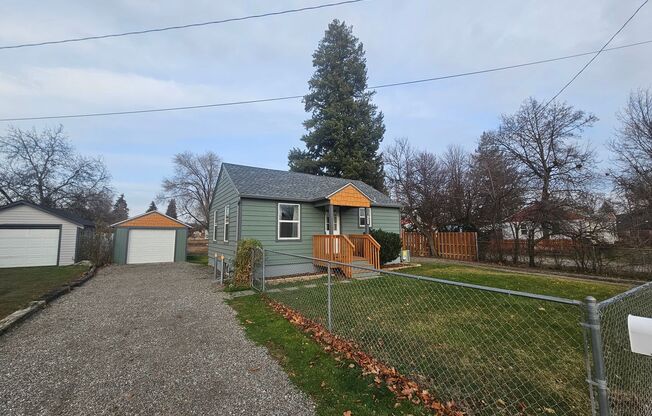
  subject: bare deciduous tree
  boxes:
[491,98,598,266]
[609,88,652,244]
[442,145,479,229]
[471,132,525,262]
[0,125,112,221]
[159,151,221,229]
[385,138,448,255]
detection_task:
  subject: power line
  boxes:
[1,38,651,122]
[0,0,367,50]
[544,0,649,106]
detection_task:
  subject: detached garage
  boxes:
[0,201,94,268]
[112,211,189,265]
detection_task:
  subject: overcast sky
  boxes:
[0,0,650,214]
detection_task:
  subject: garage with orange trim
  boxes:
[111,211,189,265]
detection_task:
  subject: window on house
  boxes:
[358,207,371,227]
[520,224,527,235]
[278,203,300,240]
[223,205,230,242]
[213,211,218,241]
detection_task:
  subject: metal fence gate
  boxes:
[250,246,265,292]
[597,281,652,416]
[248,248,651,416]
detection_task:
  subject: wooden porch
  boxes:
[313,234,380,278]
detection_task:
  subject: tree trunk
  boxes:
[426,231,437,257]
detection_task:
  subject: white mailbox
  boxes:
[628,315,652,356]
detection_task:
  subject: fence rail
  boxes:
[244,248,652,416]
[401,231,478,261]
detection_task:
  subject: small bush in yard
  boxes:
[234,239,263,286]
[370,229,401,265]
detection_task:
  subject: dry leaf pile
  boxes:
[267,299,464,416]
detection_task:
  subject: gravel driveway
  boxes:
[0,263,315,415]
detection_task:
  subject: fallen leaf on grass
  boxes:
[267,299,461,416]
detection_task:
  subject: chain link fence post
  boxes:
[220,255,225,285]
[327,261,332,331]
[261,248,266,292]
[586,296,610,416]
[213,253,218,280]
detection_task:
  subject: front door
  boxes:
[325,208,341,256]
[325,207,340,235]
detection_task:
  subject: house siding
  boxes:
[240,200,400,277]
[0,204,80,266]
[340,206,400,235]
[208,169,240,268]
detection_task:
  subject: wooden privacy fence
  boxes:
[401,231,478,261]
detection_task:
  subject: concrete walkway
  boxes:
[0,263,314,416]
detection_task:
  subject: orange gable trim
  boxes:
[328,184,370,207]
[115,212,187,228]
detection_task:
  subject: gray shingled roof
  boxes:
[222,163,400,208]
[0,200,95,227]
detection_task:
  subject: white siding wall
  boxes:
[0,205,80,265]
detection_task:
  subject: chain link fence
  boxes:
[247,249,650,416]
[598,282,652,416]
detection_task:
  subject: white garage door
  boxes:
[0,228,60,268]
[127,229,176,264]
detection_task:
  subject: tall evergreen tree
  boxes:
[288,19,386,190]
[146,201,157,212]
[111,193,129,222]
[165,199,178,219]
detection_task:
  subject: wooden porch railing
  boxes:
[347,234,381,270]
[313,234,354,277]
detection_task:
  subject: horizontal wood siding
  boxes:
[0,205,80,265]
[208,170,240,265]
[340,206,400,235]
[240,198,323,267]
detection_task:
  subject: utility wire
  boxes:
[1,39,651,122]
[0,0,366,50]
[544,0,649,107]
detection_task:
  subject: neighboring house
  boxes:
[0,200,94,268]
[208,163,401,278]
[111,211,189,265]
[501,204,618,244]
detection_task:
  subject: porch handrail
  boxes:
[347,234,381,270]
[312,234,354,277]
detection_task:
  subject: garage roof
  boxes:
[0,200,94,227]
[111,211,190,228]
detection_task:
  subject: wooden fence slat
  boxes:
[401,230,478,261]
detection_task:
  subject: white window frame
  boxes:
[277,203,301,240]
[213,211,218,241]
[358,207,372,228]
[223,205,230,242]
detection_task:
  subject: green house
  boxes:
[208,163,401,278]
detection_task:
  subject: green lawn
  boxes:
[186,254,208,265]
[0,265,88,319]
[228,295,430,416]
[264,262,631,416]
[401,262,629,301]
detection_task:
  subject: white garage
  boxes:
[127,229,176,264]
[0,201,94,268]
